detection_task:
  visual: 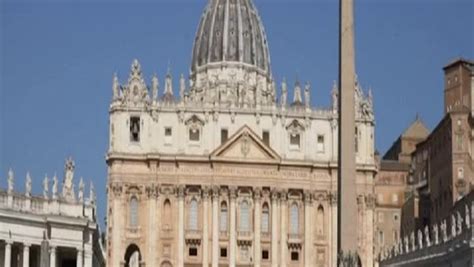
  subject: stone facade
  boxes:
[400,59,474,237]
[374,119,429,264]
[0,158,105,267]
[105,1,377,267]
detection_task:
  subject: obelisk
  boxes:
[338,0,359,264]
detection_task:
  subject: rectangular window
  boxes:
[221,129,228,144]
[165,127,172,144]
[130,117,140,142]
[290,133,300,149]
[458,167,464,179]
[392,194,398,204]
[220,247,227,258]
[262,131,270,146]
[378,212,384,223]
[262,250,269,260]
[189,128,200,142]
[317,135,325,153]
[189,247,198,257]
[291,251,299,261]
[456,134,462,150]
[378,231,384,245]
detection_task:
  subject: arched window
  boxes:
[124,244,141,267]
[130,196,139,227]
[239,200,250,231]
[163,199,171,230]
[316,205,324,236]
[189,198,198,230]
[261,202,270,233]
[220,201,228,232]
[290,202,299,234]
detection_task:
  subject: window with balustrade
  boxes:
[189,198,198,230]
[261,202,270,233]
[163,199,172,230]
[316,205,324,237]
[129,196,139,228]
[290,202,299,234]
[239,200,250,232]
[220,201,228,232]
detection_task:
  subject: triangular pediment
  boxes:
[210,125,281,163]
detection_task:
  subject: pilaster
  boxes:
[304,191,313,267]
[271,189,279,267]
[229,186,237,267]
[254,187,262,267]
[177,185,185,267]
[212,186,219,267]
[280,190,287,267]
[202,187,210,267]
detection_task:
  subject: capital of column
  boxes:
[279,190,287,202]
[304,190,313,204]
[253,187,262,200]
[177,185,185,199]
[271,188,279,202]
[5,239,13,246]
[49,246,57,253]
[365,194,376,209]
[328,191,338,206]
[229,186,237,200]
[202,186,210,199]
[212,186,220,200]
[146,184,159,199]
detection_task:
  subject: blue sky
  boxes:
[1,0,473,225]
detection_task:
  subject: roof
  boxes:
[401,116,430,139]
[443,58,474,71]
[380,160,411,172]
[191,0,271,75]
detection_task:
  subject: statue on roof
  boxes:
[151,74,159,102]
[78,177,84,203]
[62,157,76,202]
[43,175,49,199]
[331,81,338,112]
[179,74,186,102]
[52,174,58,200]
[7,168,14,193]
[280,78,287,107]
[112,73,120,100]
[25,172,32,197]
[304,82,311,108]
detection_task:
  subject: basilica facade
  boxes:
[106,0,376,267]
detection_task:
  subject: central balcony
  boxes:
[237,231,253,246]
[185,229,202,245]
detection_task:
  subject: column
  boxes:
[50,246,56,267]
[280,191,287,267]
[229,187,237,267]
[76,249,83,267]
[147,185,158,267]
[330,193,338,267]
[304,192,312,267]
[110,184,123,267]
[271,190,279,267]
[5,241,12,267]
[212,187,219,267]
[202,188,210,267]
[23,244,30,267]
[84,249,93,267]
[253,188,262,267]
[177,185,185,267]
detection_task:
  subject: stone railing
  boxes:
[1,163,97,221]
[379,192,473,266]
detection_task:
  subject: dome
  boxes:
[191,0,271,76]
